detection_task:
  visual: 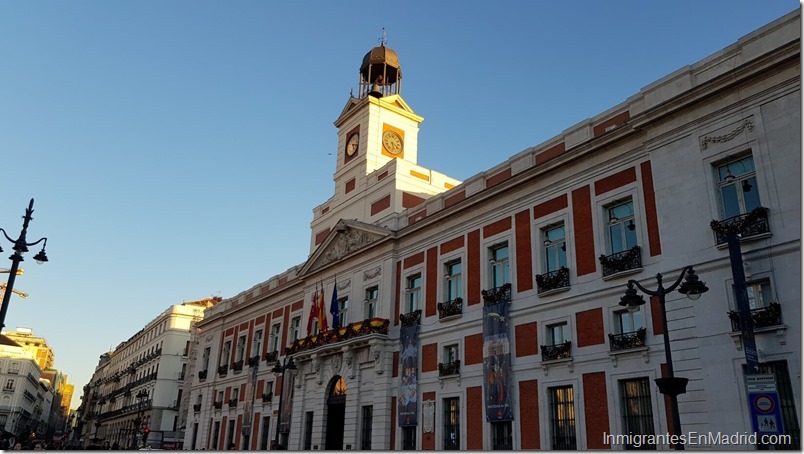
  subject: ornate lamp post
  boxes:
[272,356,296,450]
[619,266,709,450]
[132,390,149,448]
[0,199,49,331]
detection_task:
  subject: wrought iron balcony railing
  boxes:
[400,310,422,327]
[212,401,223,410]
[437,298,463,319]
[261,392,273,403]
[535,267,570,294]
[438,360,461,377]
[264,351,279,364]
[710,207,770,245]
[193,404,201,412]
[232,359,244,372]
[540,341,572,361]
[482,283,512,306]
[285,318,391,355]
[248,355,260,367]
[198,369,207,381]
[228,398,238,408]
[728,302,782,331]
[217,364,228,377]
[599,245,642,277]
[608,328,647,351]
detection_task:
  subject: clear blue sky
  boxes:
[0,1,797,409]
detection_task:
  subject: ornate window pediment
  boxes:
[302,220,391,274]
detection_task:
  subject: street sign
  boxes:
[746,374,784,435]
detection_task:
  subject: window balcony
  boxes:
[482,283,512,306]
[217,365,228,377]
[437,298,463,319]
[193,403,201,412]
[710,207,770,245]
[248,355,261,367]
[535,267,570,294]
[608,328,647,351]
[599,245,642,277]
[212,401,223,410]
[438,360,461,377]
[228,398,238,408]
[728,302,782,331]
[400,310,422,327]
[232,359,244,373]
[264,351,279,364]
[286,318,391,355]
[540,341,572,361]
[261,392,273,404]
[198,370,207,381]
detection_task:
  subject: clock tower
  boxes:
[309,42,461,253]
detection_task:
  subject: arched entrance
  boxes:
[325,376,347,450]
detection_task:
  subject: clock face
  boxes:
[382,130,404,155]
[346,133,359,156]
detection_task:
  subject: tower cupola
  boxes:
[359,43,401,98]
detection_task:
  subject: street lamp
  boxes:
[0,199,49,331]
[619,266,708,450]
[272,356,296,450]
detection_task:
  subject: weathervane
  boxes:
[379,27,387,46]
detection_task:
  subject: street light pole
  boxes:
[272,356,296,450]
[0,199,49,331]
[619,266,709,450]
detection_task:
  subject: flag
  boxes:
[317,283,328,332]
[307,284,319,335]
[330,281,340,329]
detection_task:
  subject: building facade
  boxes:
[0,335,55,443]
[78,298,217,448]
[185,11,800,450]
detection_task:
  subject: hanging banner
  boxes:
[483,301,514,422]
[278,368,296,433]
[398,323,420,427]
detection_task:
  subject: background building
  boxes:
[185,10,800,451]
[77,297,218,449]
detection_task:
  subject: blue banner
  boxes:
[398,323,419,427]
[483,301,514,422]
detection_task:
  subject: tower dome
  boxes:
[358,43,402,98]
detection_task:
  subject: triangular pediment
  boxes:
[301,219,392,276]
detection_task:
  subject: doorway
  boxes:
[325,376,347,450]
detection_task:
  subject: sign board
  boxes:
[422,400,435,433]
[746,374,784,435]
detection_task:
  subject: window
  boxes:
[402,426,416,450]
[718,156,760,218]
[269,324,281,353]
[221,341,232,367]
[443,398,460,450]
[746,280,774,310]
[361,406,373,450]
[236,335,247,362]
[443,344,459,364]
[406,274,422,314]
[232,388,239,401]
[365,286,378,319]
[615,309,644,334]
[253,330,263,358]
[543,225,567,272]
[290,317,301,342]
[304,412,314,450]
[445,260,462,301]
[217,390,224,402]
[620,378,655,449]
[755,361,800,450]
[196,394,203,405]
[491,421,513,450]
[226,419,236,449]
[260,416,271,450]
[212,421,221,450]
[607,201,637,254]
[8,363,19,374]
[489,244,510,288]
[547,322,570,346]
[3,379,13,391]
[549,386,577,450]
[338,298,349,326]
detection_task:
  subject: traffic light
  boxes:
[143,427,150,435]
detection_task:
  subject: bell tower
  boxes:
[309,40,461,254]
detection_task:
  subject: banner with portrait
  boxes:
[278,368,296,433]
[483,301,514,421]
[398,323,420,427]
